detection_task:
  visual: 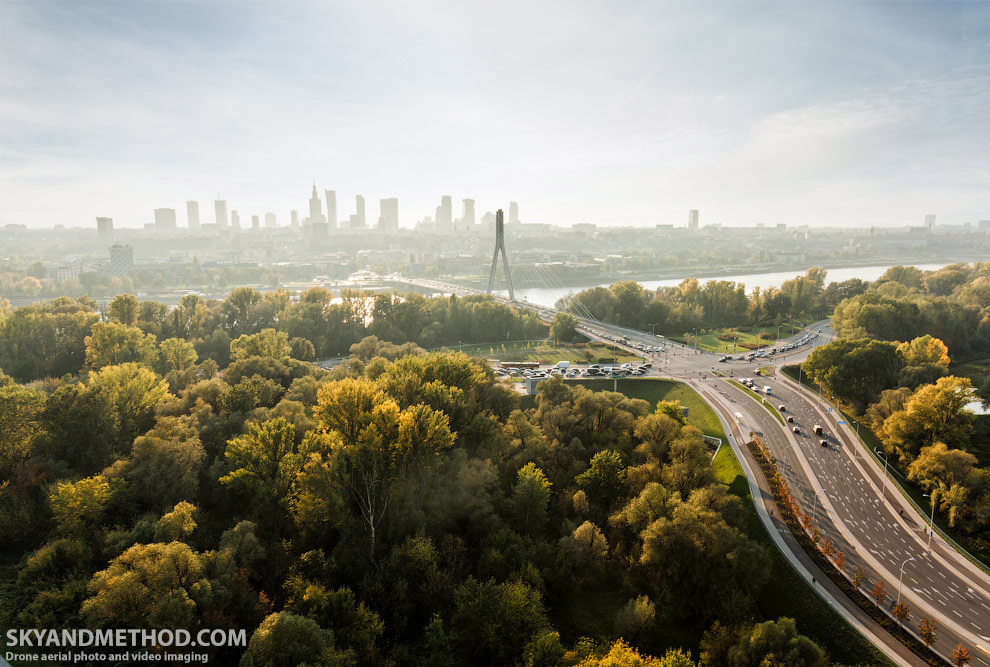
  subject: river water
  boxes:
[493,262,955,309]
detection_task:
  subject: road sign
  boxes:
[828,407,832,412]
[837,420,847,425]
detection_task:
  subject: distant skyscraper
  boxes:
[356,195,366,227]
[230,210,241,230]
[154,208,177,232]
[325,190,337,228]
[462,199,475,232]
[265,212,276,228]
[252,215,260,230]
[435,195,453,233]
[508,201,518,225]
[186,201,200,230]
[291,210,299,227]
[309,184,325,224]
[688,209,699,229]
[925,214,936,232]
[109,244,134,275]
[214,199,228,229]
[96,217,114,242]
[379,198,399,233]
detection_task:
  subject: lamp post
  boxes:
[875,448,890,504]
[923,493,936,554]
[693,327,698,351]
[896,556,916,605]
[776,324,784,345]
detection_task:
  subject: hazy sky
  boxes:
[1,1,988,229]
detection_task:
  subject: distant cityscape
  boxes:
[1,181,989,305]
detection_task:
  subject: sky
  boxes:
[1,0,989,230]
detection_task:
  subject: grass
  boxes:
[451,340,641,364]
[669,320,815,354]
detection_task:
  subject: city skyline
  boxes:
[1,1,989,229]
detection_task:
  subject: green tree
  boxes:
[549,312,579,343]
[88,362,173,449]
[803,338,903,409]
[107,293,139,326]
[513,462,552,535]
[0,383,46,478]
[49,475,112,535]
[897,334,950,368]
[575,450,626,511]
[221,418,302,512]
[728,617,825,667]
[239,612,333,667]
[230,328,292,361]
[84,321,159,370]
[158,337,198,373]
[450,577,549,667]
[881,376,975,459]
[125,416,205,511]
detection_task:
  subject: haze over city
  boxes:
[2,0,988,230]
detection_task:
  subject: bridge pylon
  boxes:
[486,209,515,301]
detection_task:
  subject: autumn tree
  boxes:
[891,601,911,627]
[919,616,938,648]
[881,376,976,459]
[871,580,886,607]
[951,643,972,667]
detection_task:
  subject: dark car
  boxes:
[820,439,828,447]
[787,416,795,423]
[792,426,800,434]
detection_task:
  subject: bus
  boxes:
[500,361,541,369]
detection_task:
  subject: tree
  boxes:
[230,328,292,361]
[728,617,825,667]
[834,550,846,573]
[221,418,302,512]
[239,612,333,667]
[871,580,886,607]
[919,616,938,648]
[153,501,197,542]
[891,601,911,627]
[49,475,112,536]
[512,462,552,535]
[882,376,976,459]
[125,416,205,511]
[803,338,903,409]
[897,334,950,368]
[0,383,46,478]
[951,644,972,667]
[655,400,687,425]
[575,449,626,511]
[852,567,867,589]
[87,362,172,449]
[549,312,579,343]
[107,293,139,326]
[84,321,159,370]
[158,337,198,374]
[614,595,655,642]
[450,577,549,667]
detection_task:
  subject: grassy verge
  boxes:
[668,320,814,353]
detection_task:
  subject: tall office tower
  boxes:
[154,208,177,232]
[109,244,134,275]
[925,214,936,232]
[186,201,201,230]
[215,199,229,229]
[379,198,399,233]
[291,210,299,227]
[356,195,366,227]
[230,210,241,230]
[252,215,260,230]
[325,190,337,228]
[435,195,453,233]
[309,184,325,224]
[508,201,518,225]
[462,199,476,232]
[688,209,699,229]
[97,217,114,242]
[265,212,276,227]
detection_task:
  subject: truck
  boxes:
[555,361,570,370]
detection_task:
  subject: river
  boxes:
[493,262,956,309]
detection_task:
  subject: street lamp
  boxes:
[776,324,784,345]
[896,556,916,605]
[923,493,936,554]
[875,448,890,504]
[812,486,827,526]
[693,327,698,351]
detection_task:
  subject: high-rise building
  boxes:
[186,201,201,230]
[462,199,475,232]
[309,184,325,225]
[379,198,399,233]
[325,190,337,228]
[291,210,299,227]
[356,195,366,227]
[265,212,276,228]
[97,217,114,242]
[688,209,699,229]
[435,195,453,233]
[230,210,241,230]
[109,244,134,275]
[252,215,260,230]
[925,214,936,232]
[154,208,177,232]
[508,201,519,225]
[214,199,228,229]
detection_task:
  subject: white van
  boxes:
[555,361,570,370]
[763,386,772,395]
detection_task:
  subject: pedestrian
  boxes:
[812,577,816,585]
